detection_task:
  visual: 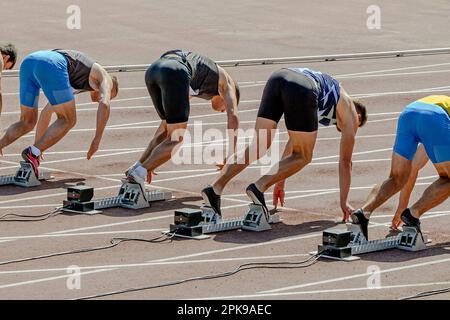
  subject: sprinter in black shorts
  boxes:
[126,50,240,187]
[202,67,368,221]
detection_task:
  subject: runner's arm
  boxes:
[218,67,239,157]
[87,66,112,159]
[338,96,358,217]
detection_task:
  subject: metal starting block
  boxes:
[165,204,281,240]
[312,223,430,262]
[61,181,172,214]
[0,161,52,188]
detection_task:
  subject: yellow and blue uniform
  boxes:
[393,95,450,164]
[20,51,74,108]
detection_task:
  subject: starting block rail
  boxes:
[61,181,172,214]
[314,223,430,261]
[0,162,52,188]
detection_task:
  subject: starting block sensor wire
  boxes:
[0,208,62,222]
[76,251,324,300]
[0,233,176,267]
[400,286,450,300]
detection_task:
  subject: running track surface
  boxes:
[0,0,449,300]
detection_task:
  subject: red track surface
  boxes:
[0,0,449,300]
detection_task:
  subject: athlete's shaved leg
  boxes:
[361,152,412,218]
[142,121,187,172]
[392,144,429,228]
[211,117,277,194]
[255,130,317,192]
[0,106,38,151]
[139,120,168,164]
[35,103,55,143]
[34,99,76,153]
[409,162,450,218]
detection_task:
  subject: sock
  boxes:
[134,165,147,180]
[31,146,41,157]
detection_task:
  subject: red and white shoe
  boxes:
[21,147,40,178]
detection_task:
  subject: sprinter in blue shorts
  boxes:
[0,50,119,177]
[351,96,450,239]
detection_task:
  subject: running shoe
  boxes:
[401,208,422,230]
[351,208,369,240]
[401,208,425,243]
[21,147,40,179]
[201,186,222,217]
[126,168,148,201]
[246,183,269,219]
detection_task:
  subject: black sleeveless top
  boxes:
[161,50,219,100]
[54,49,95,91]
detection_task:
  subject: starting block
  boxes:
[312,223,430,261]
[61,181,173,214]
[165,204,281,240]
[0,161,53,188]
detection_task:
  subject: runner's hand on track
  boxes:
[273,183,285,209]
[341,202,354,222]
[391,211,403,230]
[87,138,100,160]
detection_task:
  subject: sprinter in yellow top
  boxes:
[351,95,450,239]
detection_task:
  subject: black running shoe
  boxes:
[401,208,425,243]
[351,208,369,240]
[401,208,421,230]
[246,183,269,218]
[201,186,222,217]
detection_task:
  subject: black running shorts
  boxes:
[257,69,320,132]
[145,58,191,124]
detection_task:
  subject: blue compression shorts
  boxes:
[393,101,450,164]
[20,50,74,108]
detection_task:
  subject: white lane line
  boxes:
[336,62,450,77]
[353,86,450,99]
[47,215,172,235]
[0,269,111,290]
[338,69,450,79]
[0,204,60,210]
[0,254,309,276]
[260,257,450,294]
[238,70,450,88]
[0,228,167,242]
[197,280,450,300]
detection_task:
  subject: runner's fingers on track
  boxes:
[273,184,285,208]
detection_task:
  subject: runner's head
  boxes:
[336,99,368,132]
[0,43,17,70]
[110,75,119,99]
[353,99,368,127]
[211,78,240,112]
